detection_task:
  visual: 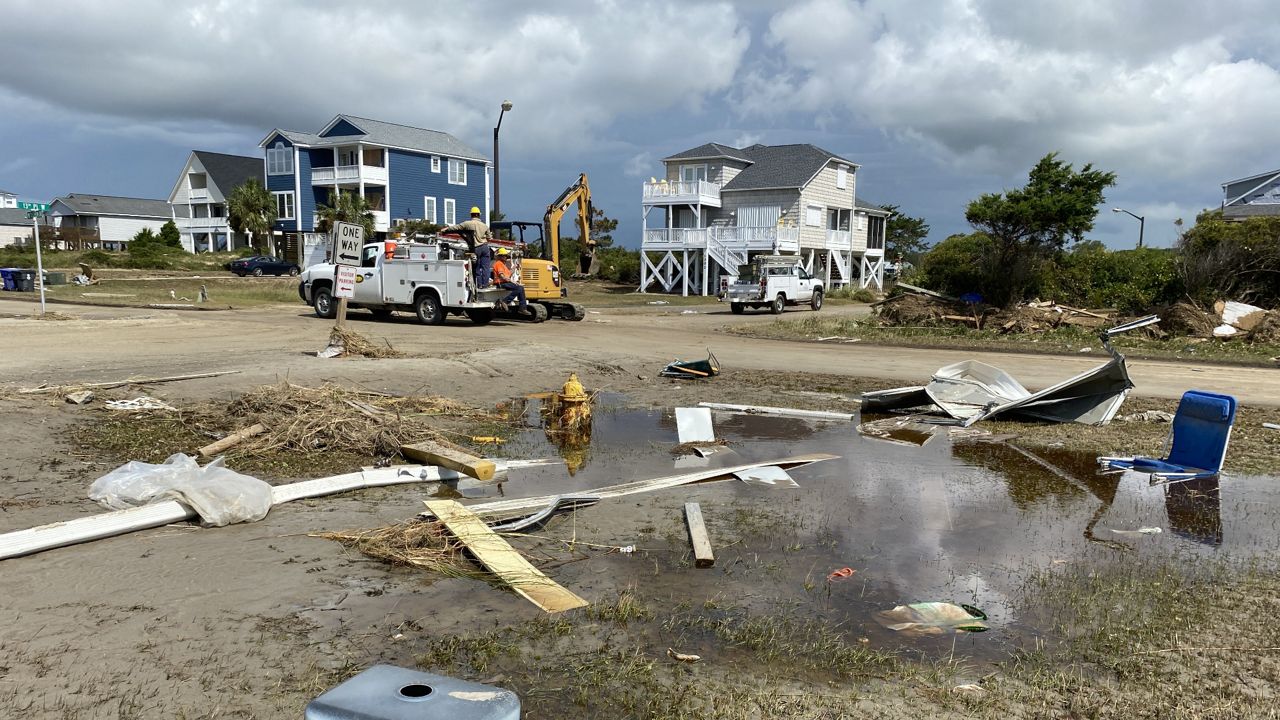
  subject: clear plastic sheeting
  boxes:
[88,453,273,527]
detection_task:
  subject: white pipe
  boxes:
[697,402,857,421]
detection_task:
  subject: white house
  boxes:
[640,142,887,295]
[168,150,263,253]
[0,207,32,247]
[49,194,173,251]
[0,190,17,209]
[1221,168,1280,220]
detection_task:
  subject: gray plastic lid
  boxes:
[305,664,521,720]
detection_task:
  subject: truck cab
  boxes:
[299,239,513,325]
[725,256,824,315]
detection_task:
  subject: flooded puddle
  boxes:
[439,395,1280,660]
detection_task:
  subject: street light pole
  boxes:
[1112,207,1145,248]
[492,100,513,220]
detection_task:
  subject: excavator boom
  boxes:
[543,173,595,275]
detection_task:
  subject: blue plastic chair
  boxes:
[1098,390,1238,480]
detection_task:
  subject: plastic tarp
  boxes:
[874,602,989,636]
[89,453,272,527]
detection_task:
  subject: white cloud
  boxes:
[0,1,751,156]
[623,151,655,177]
[749,0,1280,183]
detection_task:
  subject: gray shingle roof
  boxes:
[720,144,857,192]
[269,130,324,146]
[1222,169,1280,187]
[855,197,890,215]
[326,115,488,162]
[1223,203,1280,219]
[664,142,754,163]
[54,194,172,218]
[0,207,32,225]
[193,151,262,193]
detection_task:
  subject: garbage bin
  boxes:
[44,271,67,286]
[305,665,520,720]
[14,269,36,292]
[0,269,15,291]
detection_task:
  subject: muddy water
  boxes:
[455,397,1280,660]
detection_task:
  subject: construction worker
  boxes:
[492,247,528,313]
[442,206,492,286]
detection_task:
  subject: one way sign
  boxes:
[332,222,364,268]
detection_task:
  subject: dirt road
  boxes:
[3,297,1277,405]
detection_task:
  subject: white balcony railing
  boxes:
[641,179,722,207]
[311,165,389,185]
[642,226,799,254]
[824,229,852,250]
[180,217,229,231]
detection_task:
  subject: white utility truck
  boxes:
[298,238,548,325]
[725,255,824,314]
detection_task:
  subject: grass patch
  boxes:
[0,248,250,273]
[731,315,1280,366]
[37,276,300,308]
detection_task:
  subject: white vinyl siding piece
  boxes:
[805,204,823,227]
[267,142,293,175]
[444,198,456,225]
[836,165,848,190]
[448,159,466,185]
[425,196,437,224]
[431,156,441,173]
[273,191,295,220]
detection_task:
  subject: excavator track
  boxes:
[494,303,549,323]
[540,302,586,321]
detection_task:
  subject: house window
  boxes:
[680,164,708,183]
[448,159,466,185]
[836,165,848,190]
[431,156,441,173]
[273,191,295,220]
[444,198,456,225]
[267,142,293,175]
[805,205,823,227]
[425,196,437,224]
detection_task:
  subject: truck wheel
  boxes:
[771,293,786,314]
[731,303,745,314]
[313,286,336,319]
[415,291,445,325]
[252,267,264,277]
[810,288,824,311]
[466,309,494,325]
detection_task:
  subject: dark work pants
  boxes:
[474,244,492,286]
[497,282,527,308]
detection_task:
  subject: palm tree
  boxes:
[315,190,376,241]
[227,178,277,253]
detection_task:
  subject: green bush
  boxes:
[916,232,996,298]
[158,220,182,248]
[1178,211,1280,307]
[595,247,640,285]
[828,286,876,302]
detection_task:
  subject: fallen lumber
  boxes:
[424,499,589,614]
[698,402,857,420]
[425,453,838,520]
[197,423,268,458]
[401,439,497,481]
[20,370,241,395]
[1056,304,1110,320]
[0,463,531,561]
[684,502,715,568]
[896,282,957,301]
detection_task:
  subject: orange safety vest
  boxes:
[493,259,514,284]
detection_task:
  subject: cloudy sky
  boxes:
[3,0,1278,248]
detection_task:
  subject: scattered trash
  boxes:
[675,407,715,443]
[862,316,1158,426]
[857,416,939,447]
[667,648,701,663]
[424,499,588,613]
[1098,390,1237,480]
[684,502,715,568]
[471,436,506,445]
[874,602,989,636]
[698,402,854,421]
[306,665,520,719]
[1216,300,1267,331]
[106,397,177,412]
[619,545,636,554]
[953,683,986,695]
[197,422,268,458]
[661,349,720,380]
[488,495,599,533]
[64,390,94,405]
[89,453,272,527]
[1109,527,1163,536]
[1263,423,1280,431]
[1078,347,1093,353]
[647,300,669,305]
[20,370,241,395]
[402,439,497,481]
[826,567,856,582]
[320,327,404,359]
[1118,410,1176,423]
[680,310,700,315]
[733,465,799,488]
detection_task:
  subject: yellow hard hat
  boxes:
[495,247,511,256]
[470,206,482,215]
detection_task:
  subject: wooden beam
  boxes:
[401,439,496,481]
[684,502,714,568]
[424,499,588,614]
[20,370,241,394]
[197,423,267,458]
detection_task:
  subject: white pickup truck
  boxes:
[725,256,824,314]
[298,239,546,325]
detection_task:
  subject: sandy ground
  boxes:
[2,297,1279,718]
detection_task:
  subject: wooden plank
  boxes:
[20,370,241,394]
[401,439,497,481]
[424,499,588,614]
[684,502,715,568]
[197,423,267,458]
[427,453,839,520]
[698,402,857,419]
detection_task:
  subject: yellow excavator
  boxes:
[492,173,594,321]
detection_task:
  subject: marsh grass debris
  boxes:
[325,326,404,358]
[314,520,481,580]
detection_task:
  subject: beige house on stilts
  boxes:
[640,142,887,295]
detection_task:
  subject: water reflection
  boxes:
[1164,476,1223,546]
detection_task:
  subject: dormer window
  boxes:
[267,141,294,175]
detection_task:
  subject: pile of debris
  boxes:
[1149,300,1279,343]
[873,284,1114,333]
